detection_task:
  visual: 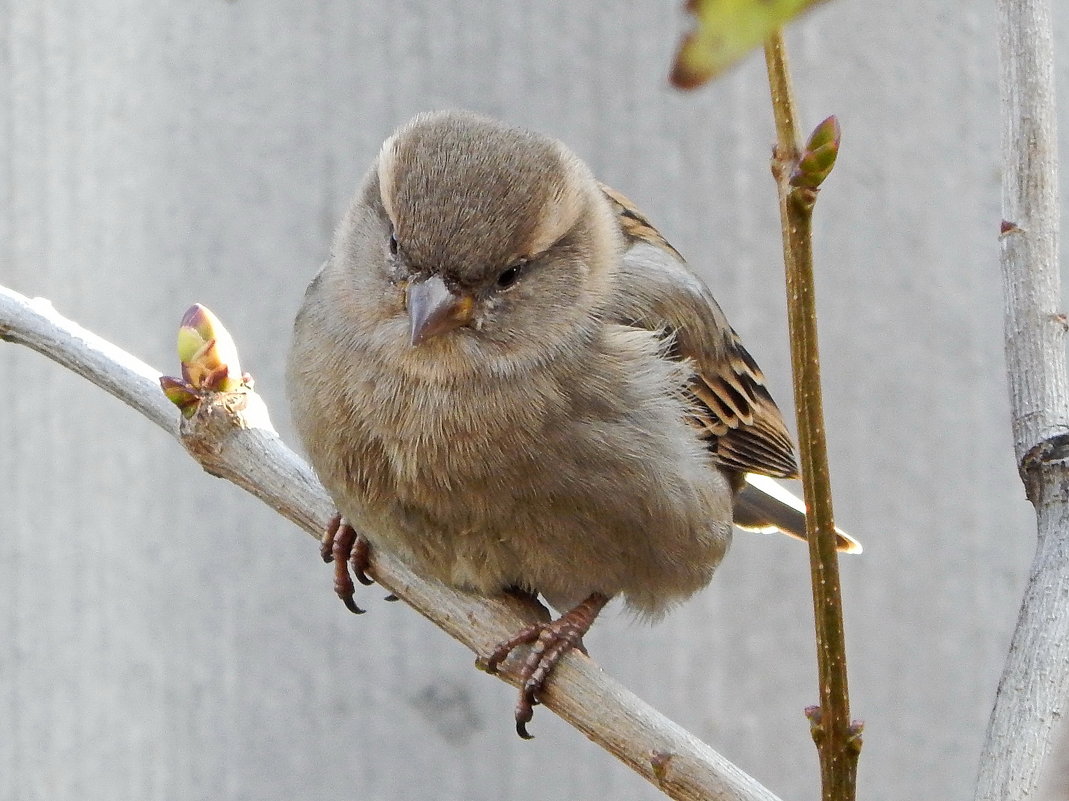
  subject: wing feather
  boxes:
[599,183,799,480]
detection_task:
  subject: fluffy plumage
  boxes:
[287,110,856,734]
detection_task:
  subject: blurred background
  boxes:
[2,2,1066,799]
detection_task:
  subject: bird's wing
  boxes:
[599,183,800,481]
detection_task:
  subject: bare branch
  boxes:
[978,1,1069,798]
[0,283,784,801]
[764,33,860,801]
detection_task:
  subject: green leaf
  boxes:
[670,0,829,89]
[159,375,202,418]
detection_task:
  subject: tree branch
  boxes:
[977,1,1069,798]
[764,32,860,801]
[0,283,784,801]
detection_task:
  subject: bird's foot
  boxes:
[320,514,374,614]
[486,592,609,739]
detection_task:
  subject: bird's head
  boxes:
[335,111,622,374]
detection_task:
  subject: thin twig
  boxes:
[763,32,859,801]
[0,283,784,801]
[976,1,1069,798]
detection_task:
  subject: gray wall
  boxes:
[2,2,1065,800]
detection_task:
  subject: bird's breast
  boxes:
[349,357,565,500]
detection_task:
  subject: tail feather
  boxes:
[733,473,863,554]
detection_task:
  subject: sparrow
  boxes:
[287,110,860,738]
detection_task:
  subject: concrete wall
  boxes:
[2,2,1066,799]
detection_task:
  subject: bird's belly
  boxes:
[346,393,732,614]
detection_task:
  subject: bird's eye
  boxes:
[388,231,399,256]
[496,260,527,289]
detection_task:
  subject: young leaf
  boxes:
[671,0,829,89]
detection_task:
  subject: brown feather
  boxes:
[599,183,683,261]
[601,184,800,480]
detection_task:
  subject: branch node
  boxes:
[999,219,1024,237]
[790,187,820,213]
[847,720,865,753]
[651,750,675,787]
[805,705,826,743]
[1018,432,1069,502]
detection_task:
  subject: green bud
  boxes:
[790,115,841,190]
[175,304,244,392]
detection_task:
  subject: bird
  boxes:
[286,110,860,738]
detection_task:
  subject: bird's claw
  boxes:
[320,513,375,614]
[486,592,608,739]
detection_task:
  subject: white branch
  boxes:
[0,283,784,801]
[978,2,1069,799]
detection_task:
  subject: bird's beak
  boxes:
[405,274,475,346]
